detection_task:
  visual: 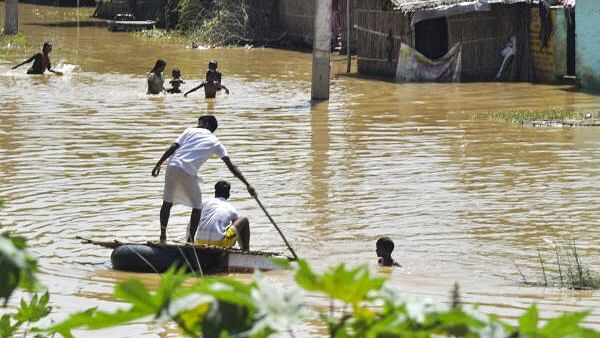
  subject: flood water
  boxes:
[2,4,600,336]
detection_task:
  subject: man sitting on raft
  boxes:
[12,41,63,75]
[194,180,250,251]
[151,115,255,244]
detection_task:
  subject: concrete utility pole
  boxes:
[311,0,332,100]
[4,0,18,35]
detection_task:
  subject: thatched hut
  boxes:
[353,0,533,82]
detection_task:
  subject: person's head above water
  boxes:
[172,68,181,78]
[42,41,53,54]
[214,180,231,199]
[208,60,217,71]
[151,59,167,73]
[197,115,218,132]
[376,237,395,257]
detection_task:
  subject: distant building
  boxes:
[529,4,575,83]
[353,0,533,82]
[576,0,600,90]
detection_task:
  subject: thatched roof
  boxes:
[391,0,527,13]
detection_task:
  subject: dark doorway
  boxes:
[566,9,576,76]
[415,17,449,60]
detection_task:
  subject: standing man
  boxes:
[151,115,255,243]
[195,180,250,251]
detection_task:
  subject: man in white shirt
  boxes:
[151,115,255,243]
[195,180,250,251]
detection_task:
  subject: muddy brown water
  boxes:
[2,4,600,336]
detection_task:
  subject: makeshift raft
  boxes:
[78,237,290,274]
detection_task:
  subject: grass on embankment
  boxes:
[132,29,187,44]
[481,108,600,124]
[0,31,32,59]
[517,241,600,290]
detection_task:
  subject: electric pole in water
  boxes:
[4,0,18,35]
[311,0,332,100]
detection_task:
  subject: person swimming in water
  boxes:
[376,237,401,267]
[167,68,185,94]
[12,42,63,75]
[184,60,229,98]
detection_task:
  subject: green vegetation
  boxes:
[45,260,600,337]
[3,197,600,337]
[132,29,185,43]
[0,32,31,59]
[1,199,53,338]
[29,7,94,20]
[485,108,600,124]
[178,0,254,46]
[520,242,600,290]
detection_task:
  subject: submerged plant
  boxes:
[484,108,600,124]
[522,241,600,290]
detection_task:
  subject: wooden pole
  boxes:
[311,0,332,100]
[346,0,351,73]
[4,0,18,35]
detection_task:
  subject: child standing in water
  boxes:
[12,41,63,75]
[376,237,401,267]
[184,60,230,98]
[167,68,185,94]
[147,59,166,95]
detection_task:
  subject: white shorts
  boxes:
[163,165,202,209]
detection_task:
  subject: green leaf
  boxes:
[294,260,385,310]
[540,310,591,338]
[187,278,255,309]
[155,265,188,306]
[0,314,14,338]
[0,233,38,305]
[13,292,52,323]
[518,304,539,334]
[46,306,151,337]
[201,300,252,338]
[114,280,157,312]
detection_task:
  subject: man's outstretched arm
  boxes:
[222,156,256,197]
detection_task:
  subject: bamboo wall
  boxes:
[447,3,529,81]
[354,2,531,81]
[339,0,358,53]
[353,4,410,77]
[276,0,315,46]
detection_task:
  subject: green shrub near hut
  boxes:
[178,0,254,46]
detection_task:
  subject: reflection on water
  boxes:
[2,3,600,336]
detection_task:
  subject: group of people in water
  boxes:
[13,43,401,267]
[12,42,229,99]
[147,58,230,97]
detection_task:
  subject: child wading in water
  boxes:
[376,237,401,267]
[184,60,230,98]
[147,59,166,95]
[12,41,63,75]
[167,68,185,94]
